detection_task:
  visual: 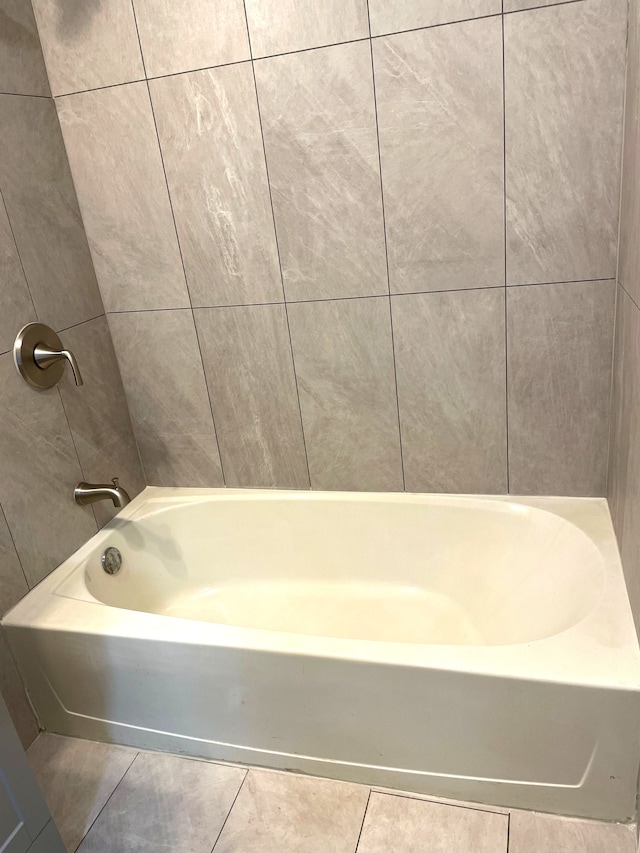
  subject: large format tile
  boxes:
[357,792,508,853]
[0,633,37,749]
[215,769,368,853]
[619,0,640,307]
[255,43,387,302]
[150,65,282,308]
[59,316,145,528]
[56,83,190,313]
[28,734,137,853]
[0,353,97,587]
[0,0,50,95]
[369,0,500,37]
[245,0,368,58]
[0,95,104,331]
[505,0,627,284]
[196,305,309,489]
[108,310,224,487]
[78,751,245,853]
[374,18,504,294]
[134,0,250,78]
[0,193,35,354]
[608,286,640,635]
[509,809,636,853]
[508,281,615,496]
[31,0,144,95]
[393,289,507,493]
[287,297,403,491]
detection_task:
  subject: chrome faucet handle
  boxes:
[14,323,83,390]
[33,342,83,386]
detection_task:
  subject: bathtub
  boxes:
[4,488,640,821]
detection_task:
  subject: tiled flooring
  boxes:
[27,734,636,853]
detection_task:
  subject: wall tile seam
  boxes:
[0,502,30,594]
[239,0,313,488]
[36,0,586,102]
[366,0,406,489]
[501,7,510,494]
[618,278,640,313]
[0,91,50,99]
[128,0,228,487]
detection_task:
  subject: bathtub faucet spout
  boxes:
[74,479,131,509]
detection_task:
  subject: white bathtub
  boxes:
[4,488,640,820]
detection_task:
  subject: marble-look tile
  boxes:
[0,633,37,749]
[0,352,97,587]
[245,0,368,58]
[505,0,579,10]
[357,792,508,853]
[134,0,250,78]
[56,83,191,314]
[196,306,309,488]
[150,65,282,308]
[28,733,137,853]
[215,769,368,853]
[59,316,145,528]
[608,286,640,636]
[255,43,387,302]
[0,504,28,614]
[78,751,245,853]
[509,809,636,853]
[287,297,403,491]
[508,280,615,496]
[0,0,50,95]
[369,0,501,37]
[108,310,224,487]
[505,0,627,284]
[374,18,504,294]
[393,289,507,493]
[31,0,144,96]
[0,193,35,354]
[0,95,104,331]
[618,0,640,306]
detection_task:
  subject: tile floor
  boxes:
[27,733,637,853]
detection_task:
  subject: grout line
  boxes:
[72,751,140,853]
[372,789,507,816]
[55,78,147,100]
[501,10,510,495]
[58,313,105,334]
[210,770,249,852]
[242,0,313,489]
[56,385,100,530]
[0,187,39,319]
[503,0,585,13]
[619,278,640,313]
[506,810,511,852]
[146,58,253,82]
[507,277,616,287]
[366,0,406,490]
[353,789,372,853]
[0,91,50,99]
[0,502,30,593]
[129,1,228,487]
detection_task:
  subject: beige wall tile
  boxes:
[287,297,403,491]
[0,0,50,96]
[57,83,190,313]
[508,281,615,496]
[31,0,144,95]
[245,0,368,58]
[196,305,309,489]
[108,310,224,487]
[150,65,282,308]
[134,0,250,78]
[393,289,507,494]
[255,42,387,302]
[369,0,500,37]
[505,0,627,284]
[374,18,504,294]
[0,95,104,330]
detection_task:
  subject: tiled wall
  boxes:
[30,0,626,498]
[609,0,640,635]
[0,0,145,745]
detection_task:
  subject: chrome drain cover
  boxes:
[101,546,122,575]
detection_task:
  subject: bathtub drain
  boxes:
[101,547,122,575]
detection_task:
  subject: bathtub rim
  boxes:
[4,487,640,692]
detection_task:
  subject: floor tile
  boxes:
[509,810,637,853]
[27,734,136,853]
[214,768,369,853]
[77,751,245,852]
[356,792,508,852]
